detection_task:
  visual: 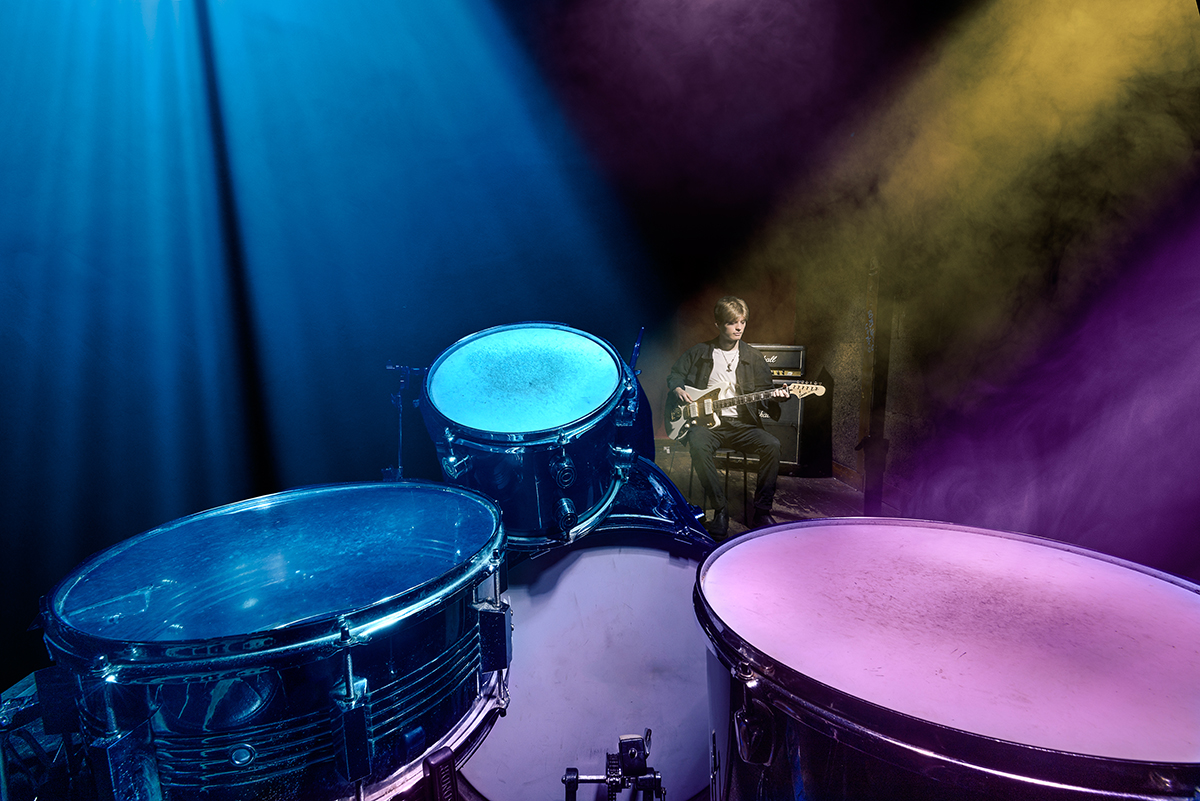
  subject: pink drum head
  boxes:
[699,519,1200,763]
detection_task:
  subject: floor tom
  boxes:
[696,518,1200,800]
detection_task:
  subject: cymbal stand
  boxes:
[383,363,426,481]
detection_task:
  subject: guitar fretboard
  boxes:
[710,382,821,410]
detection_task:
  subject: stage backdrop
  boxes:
[0,0,664,691]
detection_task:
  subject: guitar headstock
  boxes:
[785,381,826,399]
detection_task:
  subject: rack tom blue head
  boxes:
[421,322,642,551]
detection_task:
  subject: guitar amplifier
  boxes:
[751,343,805,379]
[751,344,805,469]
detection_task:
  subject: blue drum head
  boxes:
[426,324,622,434]
[49,483,501,645]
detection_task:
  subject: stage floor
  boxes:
[653,438,898,538]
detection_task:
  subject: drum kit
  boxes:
[12,323,1200,801]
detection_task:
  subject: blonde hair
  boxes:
[714,296,749,325]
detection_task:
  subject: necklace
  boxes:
[714,347,738,373]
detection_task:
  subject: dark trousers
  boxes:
[686,419,781,513]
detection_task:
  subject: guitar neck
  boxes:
[713,387,786,410]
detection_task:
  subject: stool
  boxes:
[689,447,755,525]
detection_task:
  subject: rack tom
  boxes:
[422,322,640,551]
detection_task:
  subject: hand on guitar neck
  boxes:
[665,381,825,440]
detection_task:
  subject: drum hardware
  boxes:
[732,695,774,767]
[628,326,645,373]
[550,437,576,489]
[2,670,88,801]
[554,498,578,532]
[616,327,644,433]
[439,429,471,480]
[592,456,705,544]
[421,746,460,801]
[610,443,637,477]
[726,661,776,768]
[334,622,373,788]
[471,577,513,676]
[708,731,720,800]
[383,364,428,481]
[461,459,712,801]
[562,730,664,801]
[88,719,156,801]
[616,374,639,431]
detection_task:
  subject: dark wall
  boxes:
[0,0,667,691]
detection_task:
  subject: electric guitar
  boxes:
[665,382,826,440]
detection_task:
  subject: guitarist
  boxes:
[667,296,790,536]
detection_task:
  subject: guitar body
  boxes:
[664,381,826,441]
[665,386,728,440]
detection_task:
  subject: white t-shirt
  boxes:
[707,347,739,417]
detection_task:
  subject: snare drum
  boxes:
[696,518,1200,801]
[460,458,714,801]
[41,483,510,801]
[422,323,640,551]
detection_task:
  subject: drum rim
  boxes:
[422,321,630,444]
[43,481,505,671]
[699,516,1200,597]
[695,517,1200,795]
[357,670,508,801]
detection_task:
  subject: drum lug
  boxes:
[473,600,513,674]
[732,664,775,767]
[551,450,576,489]
[438,430,472,479]
[551,434,577,489]
[441,453,471,480]
[734,696,775,767]
[334,684,372,784]
[333,621,374,783]
[555,498,578,533]
[616,375,639,427]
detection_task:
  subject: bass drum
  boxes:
[41,482,510,801]
[461,458,713,801]
[696,518,1200,801]
[422,322,642,552]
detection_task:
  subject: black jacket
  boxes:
[666,339,781,428]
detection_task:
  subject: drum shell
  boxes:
[696,518,1200,801]
[460,458,714,801]
[423,408,625,548]
[40,482,509,801]
[421,323,639,551]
